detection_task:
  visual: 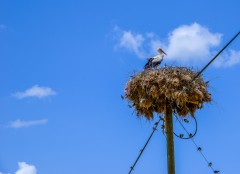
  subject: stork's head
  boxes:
[157,48,167,55]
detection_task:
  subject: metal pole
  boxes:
[164,99,175,174]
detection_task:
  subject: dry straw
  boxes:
[124,66,211,119]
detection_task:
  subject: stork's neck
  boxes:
[156,52,165,59]
[159,52,165,56]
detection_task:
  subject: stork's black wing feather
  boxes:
[152,59,163,68]
[144,58,153,69]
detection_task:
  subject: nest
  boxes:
[124,66,211,120]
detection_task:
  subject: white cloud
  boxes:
[9,119,48,128]
[15,162,37,174]
[13,85,56,99]
[118,30,146,58]
[115,23,240,67]
[166,23,222,63]
[114,26,163,58]
[214,49,240,67]
[0,162,37,174]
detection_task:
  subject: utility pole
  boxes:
[164,99,175,174]
[163,31,240,174]
[126,31,240,174]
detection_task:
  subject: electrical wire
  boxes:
[174,114,219,173]
[173,116,198,140]
[128,116,162,174]
[191,31,240,83]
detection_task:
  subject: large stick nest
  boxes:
[124,66,211,120]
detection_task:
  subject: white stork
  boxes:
[144,48,167,69]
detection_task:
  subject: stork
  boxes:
[144,48,167,69]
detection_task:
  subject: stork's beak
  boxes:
[158,48,167,55]
[161,49,167,55]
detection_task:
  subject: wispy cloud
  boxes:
[0,162,37,174]
[9,119,48,128]
[113,26,164,58]
[13,85,56,99]
[213,49,240,67]
[114,23,240,67]
[118,31,145,58]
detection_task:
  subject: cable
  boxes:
[128,116,162,174]
[191,31,240,83]
[173,116,198,140]
[174,114,219,173]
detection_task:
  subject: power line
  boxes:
[128,116,163,174]
[174,114,219,173]
[191,31,240,83]
[173,116,198,140]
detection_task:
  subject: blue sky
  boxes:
[0,0,240,173]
